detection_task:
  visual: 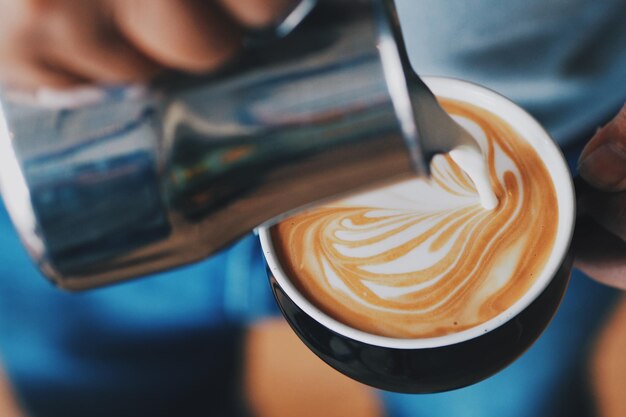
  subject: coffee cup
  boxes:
[258,76,575,393]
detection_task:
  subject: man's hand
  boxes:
[574,104,626,289]
[0,0,295,88]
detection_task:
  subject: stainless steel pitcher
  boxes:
[0,0,457,290]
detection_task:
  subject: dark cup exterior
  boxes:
[267,256,572,394]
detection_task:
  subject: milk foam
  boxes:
[450,145,499,210]
[272,99,559,339]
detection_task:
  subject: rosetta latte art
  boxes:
[272,99,559,339]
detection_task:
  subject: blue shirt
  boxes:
[0,206,278,416]
[397,0,626,143]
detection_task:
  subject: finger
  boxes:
[218,0,296,27]
[45,13,161,84]
[0,59,85,89]
[578,104,626,192]
[113,0,242,73]
[53,40,162,84]
[573,216,626,290]
[577,177,626,242]
[50,32,161,84]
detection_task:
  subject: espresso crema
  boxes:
[272,99,559,339]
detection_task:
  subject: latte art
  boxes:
[272,99,559,339]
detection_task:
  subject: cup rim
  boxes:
[259,76,575,349]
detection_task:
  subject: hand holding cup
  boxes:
[575,105,626,289]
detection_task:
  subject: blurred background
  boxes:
[0,0,625,416]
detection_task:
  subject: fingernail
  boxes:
[578,141,626,191]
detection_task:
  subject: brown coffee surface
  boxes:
[272,99,559,339]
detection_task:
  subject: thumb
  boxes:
[578,104,626,192]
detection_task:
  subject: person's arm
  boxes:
[591,297,626,417]
[0,0,294,88]
[0,369,25,417]
[574,104,626,289]
[245,319,383,417]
